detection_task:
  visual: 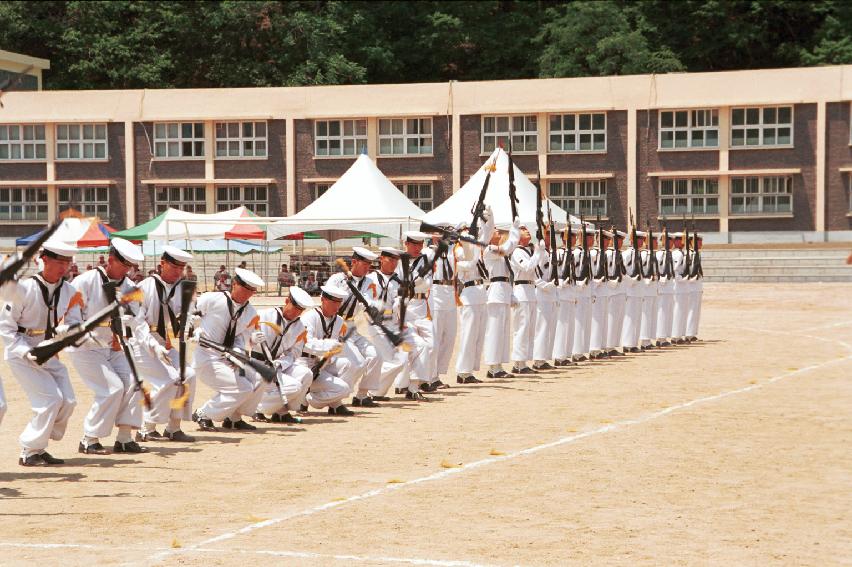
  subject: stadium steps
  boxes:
[701,248,852,282]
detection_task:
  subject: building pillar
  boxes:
[367,117,377,160]
[452,113,461,192]
[204,120,215,215]
[537,112,548,178]
[45,122,56,220]
[815,100,826,236]
[286,117,296,215]
[717,107,730,235]
[626,108,637,221]
[124,121,135,226]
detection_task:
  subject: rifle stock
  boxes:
[199,337,277,383]
[0,221,61,286]
[29,302,118,365]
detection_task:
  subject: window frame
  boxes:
[55,123,109,161]
[398,182,434,212]
[0,124,47,161]
[547,179,608,217]
[58,186,110,217]
[152,122,205,159]
[214,121,268,159]
[313,183,331,201]
[548,112,607,153]
[730,105,794,149]
[215,184,269,216]
[153,185,207,214]
[730,176,794,215]
[658,109,719,150]
[314,119,368,158]
[657,178,720,217]
[378,117,433,157]
[481,114,538,155]
[0,186,49,222]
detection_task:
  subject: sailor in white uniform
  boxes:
[509,224,543,374]
[428,228,459,390]
[482,219,520,378]
[588,230,611,359]
[639,232,660,350]
[365,247,405,399]
[0,241,78,466]
[532,228,559,371]
[605,230,627,357]
[670,232,690,344]
[685,235,704,341]
[572,227,594,361]
[620,230,644,353]
[553,227,578,366]
[655,229,676,347]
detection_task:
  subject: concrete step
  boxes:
[703,274,852,283]
[704,266,852,277]
[703,257,848,267]
[700,249,848,259]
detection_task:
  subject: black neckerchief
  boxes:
[376,271,399,302]
[220,291,248,349]
[270,307,301,358]
[476,258,489,280]
[437,248,453,280]
[338,276,366,319]
[319,311,338,339]
[151,275,182,340]
[98,267,132,338]
[33,274,62,340]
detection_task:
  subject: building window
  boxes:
[548,180,607,217]
[56,124,108,160]
[378,118,433,155]
[153,122,205,158]
[549,113,606,152]
[731,106,793,147]
[313,183,330,201]
[216,185,268,215]
[58,186,110,217]
[730,176,793,214]
[399,183,433,211]
[315,119,367,157]
[0,187,48,221]
[482,115,537,153]
[659,109,718,149]
[215,121,267,158]
[658,178,719,215]
[154,185,206,214]
[0,124,46,160]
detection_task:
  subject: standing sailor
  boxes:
[453,216,493,383]
[655,227,676,347]
[553,226,577,367]
[531,228,559,371]
[685,234,704,341]
[620,229,644,353]
[191,268,265,431]
[133,246,196,442]
[670,232,689,344]
[67,238,147,455]
[509,224,543,374]
[605,230,627,356]
[572,225,594,362]
[639,230,659,350]
[428,230,459,390]
[365,247,404,399]
[0,241,78,466]
[588,229,611,359]
[482,219,520,378]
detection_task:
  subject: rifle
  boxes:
[538,169,559,285]
[468,164,492,239]
[171,280,196,410]
[103,282,152,409]
[608,226,624,283]
[0,221,61,286]
[507,142,519,221]
[560,223,576,285]
[642,220,659,281]
[398,252,411,332]
[660,222,674,279]
[577,216,591,283]
[690,216,703,279]
[592,214,608,281]
[336,259,403,346]
[683,216,691,279]
[627,210,641,279]
[420,222,487,249]
[29,301,119,365]
[199,336,278,383]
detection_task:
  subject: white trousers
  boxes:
[621,295,643,348]
[307,358,352,409]
[553,297,575,360]
[511,301,537,364]
[393,319,432,391]
[456,303,487,374]
[134,343,196,425]
[590,295,609,353]
[195,357,264,422]
[533,301,558,362]
[71,348,142,438]
[8,354,76,453]
[606,293,626,350]
[483,303,511,365]
[257,363,313,414]
[342,332,381,397]
[430,308,458,378]
[672,290,689,339]
[656,294,674,340]
[640,294,658,345]
[686,288,703,337]
[573,296,591,357]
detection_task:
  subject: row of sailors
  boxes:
[0,209,702,466]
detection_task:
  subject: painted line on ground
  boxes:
[148,333,852,565]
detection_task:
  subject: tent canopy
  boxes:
[111,206,264,242]
[266,154,424,242]
[421,147,580,231]
[16,216,116,248]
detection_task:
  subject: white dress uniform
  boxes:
[670,237,689,341]
[66,243,145,448]
[532,245,559,365]
[553,243,576,363]
[639,245,659,348]
[588,246,610,355]
[300,290,354,409]
[428,243,458,382]
[620,243,643,350]
[0,272,20,428]
[193,286,263,423]
[254,288,314,417]
[655,241,676,343]
[0,243,78,460]
[685,243,703,339]
[510,240,543,369]
[132,248,197,434]
[393,234,435,391]
[572,244,593,359]
[483,224,520,373]
[605,241,626,352]
[454,241,487,376]
[324,248,382,401]
[365,254,406,396]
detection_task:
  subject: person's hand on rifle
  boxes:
[251,330,266,346]
[153,343,171,365]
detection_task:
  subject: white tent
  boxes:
[266,154,425,242]
[421,147,580,231]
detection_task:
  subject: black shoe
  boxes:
[19,453,48,466]
[457,375,467,384]
[163,430,195,442]
[136,429,165,442]
[532,362,555,370]
[630,347,641,353]
[39,451,64,465]
[610,350,625,357]
[353,397,379,407]
[512,366,537,375]
[660,341,672,347]
[405,391,428,401]
[113,441,148,454]
[574,355,588,362]
[299,404,309,412]
[434,380,450,390]
[330,405,354,416]
[281,413,302,424]
[223,418,256,431]
[486,371,500,378]
[395,388,406,395]
[462,376,482,384]
[419,382,434,392]
[192,411,217,432]
[269,413,282,423]
[371,396,391,402]
[252,412,271,423]
[78,442,109,455]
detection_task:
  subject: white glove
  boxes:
[190,327,203,343]
[120,314,134,324]
[251,330,266,346]
[154,344,171,365]
[538,239,546,250]
[483,205,493,223]
[541,281,556,290]
[54,324,71,335]
[512,217,520,229]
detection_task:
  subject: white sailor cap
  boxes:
[612,230,627,238]
[403,231,430,242]
[352,246,378,262]
[670,232,685,238]
[41,239,77,260]
[635,230,648,237]
[288,286,316,309]
[110,237,144,264]
[379,246,402,258]
[320,285,347,301]
[233,267,264,290]
[162,245,192,265]
[455,221,469,231]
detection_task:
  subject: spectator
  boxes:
[86,264,93,271]
[277,264,294,296]
[214,264,229,286]
[238,260,247,270]
[185,265,198,282]
[127,264,140,282]
[303,273,319,295]
[215,272,231,292]
[97,254,107,268]
[67,263,80,282]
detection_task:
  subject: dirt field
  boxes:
[1,283,850,566]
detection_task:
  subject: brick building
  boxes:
[0,65,851,242]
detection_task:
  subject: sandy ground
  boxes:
[0,283,850,566]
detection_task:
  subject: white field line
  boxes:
[147,329,852,565]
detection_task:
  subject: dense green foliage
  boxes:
[1,0,849,89]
